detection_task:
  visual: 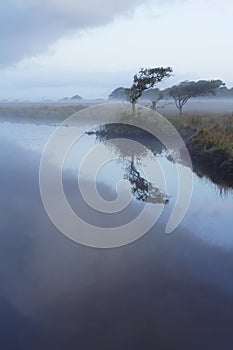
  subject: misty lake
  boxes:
[0,115,233,349]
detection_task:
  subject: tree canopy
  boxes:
[127,67,173,106]
[170,80,225,115]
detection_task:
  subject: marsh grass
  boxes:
[167,112,233,156]
[166,112,233,181]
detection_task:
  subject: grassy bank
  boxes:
[168,113,233,185]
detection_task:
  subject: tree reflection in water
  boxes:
[93,123,170,205]
[124,161,169,204]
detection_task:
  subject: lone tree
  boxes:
[127,67,172,113]
[170,80,224,115]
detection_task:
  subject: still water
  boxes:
[0,120,233,349]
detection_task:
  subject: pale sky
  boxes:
[0,0,233,100]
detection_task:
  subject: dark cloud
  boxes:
[0,0,148,67]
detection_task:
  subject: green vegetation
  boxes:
[168,113,233,147]
[168,113,233,182]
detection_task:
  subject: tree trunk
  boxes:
[179,105,183,116]
[132,102,136,116]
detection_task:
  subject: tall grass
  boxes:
[169,113,233,154]
[167,112,233,179]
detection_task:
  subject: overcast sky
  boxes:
[0,0,232,100]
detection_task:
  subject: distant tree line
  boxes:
[109,72,229,115]
[61,94,83,101]
[109,85,233,101]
